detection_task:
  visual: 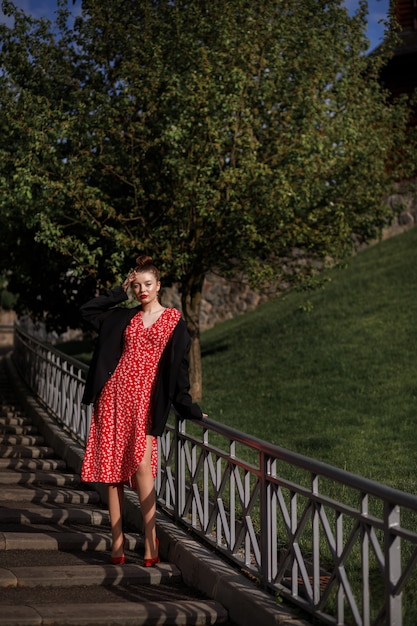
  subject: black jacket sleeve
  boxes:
[80,286,139,405]
[80,286,129,330]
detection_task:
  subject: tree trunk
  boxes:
[181,274,204,401]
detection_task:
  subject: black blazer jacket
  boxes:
[80,286,202,436]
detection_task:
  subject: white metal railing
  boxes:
[11,324,417,626]
[13,325,92,443]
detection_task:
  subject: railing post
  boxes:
[175,415,186,521]
[384,502,402,626]
[361,493,370,626]
[266,456,278,583]
[312,474,321,607]
[260,450,268,582]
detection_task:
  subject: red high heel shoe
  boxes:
[144,537,160,567]
[111,534,126,565]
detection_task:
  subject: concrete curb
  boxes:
[4,353,312,626]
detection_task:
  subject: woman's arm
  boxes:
[79,286,128,330]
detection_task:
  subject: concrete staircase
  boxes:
[0,356,229,626]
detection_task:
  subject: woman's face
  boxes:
[131,271,160,305]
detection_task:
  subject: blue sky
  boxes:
[345,0,391,50]
[0,0,391,52]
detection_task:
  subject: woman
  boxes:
[80,255,204,566]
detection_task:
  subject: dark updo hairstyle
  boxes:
[134,255,160,282]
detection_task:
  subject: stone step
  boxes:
[0,434,45,445]
[0,415,33,426]
[0,444,57,458]
[0,415,27,426]
[0,504,109,526]
[0,562,182,588]
[0,600,228,626]
[1,485,101,504]
[0,469,80,486]
[0,545,229,624]
[0,423,38,435]
[0,457,66,470]
[0,409,25,420]
[0,530,125,552]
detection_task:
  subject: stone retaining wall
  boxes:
[161,273,272,332]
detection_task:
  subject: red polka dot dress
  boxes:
[81,307,181,488]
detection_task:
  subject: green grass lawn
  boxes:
[200,227,417,494]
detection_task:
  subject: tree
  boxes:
[0,0,413,398]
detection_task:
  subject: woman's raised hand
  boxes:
[122,270,136,292]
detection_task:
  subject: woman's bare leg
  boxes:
[107,483,124,558]
[135,435,158,560]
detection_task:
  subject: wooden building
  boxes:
[379,0,417,102]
